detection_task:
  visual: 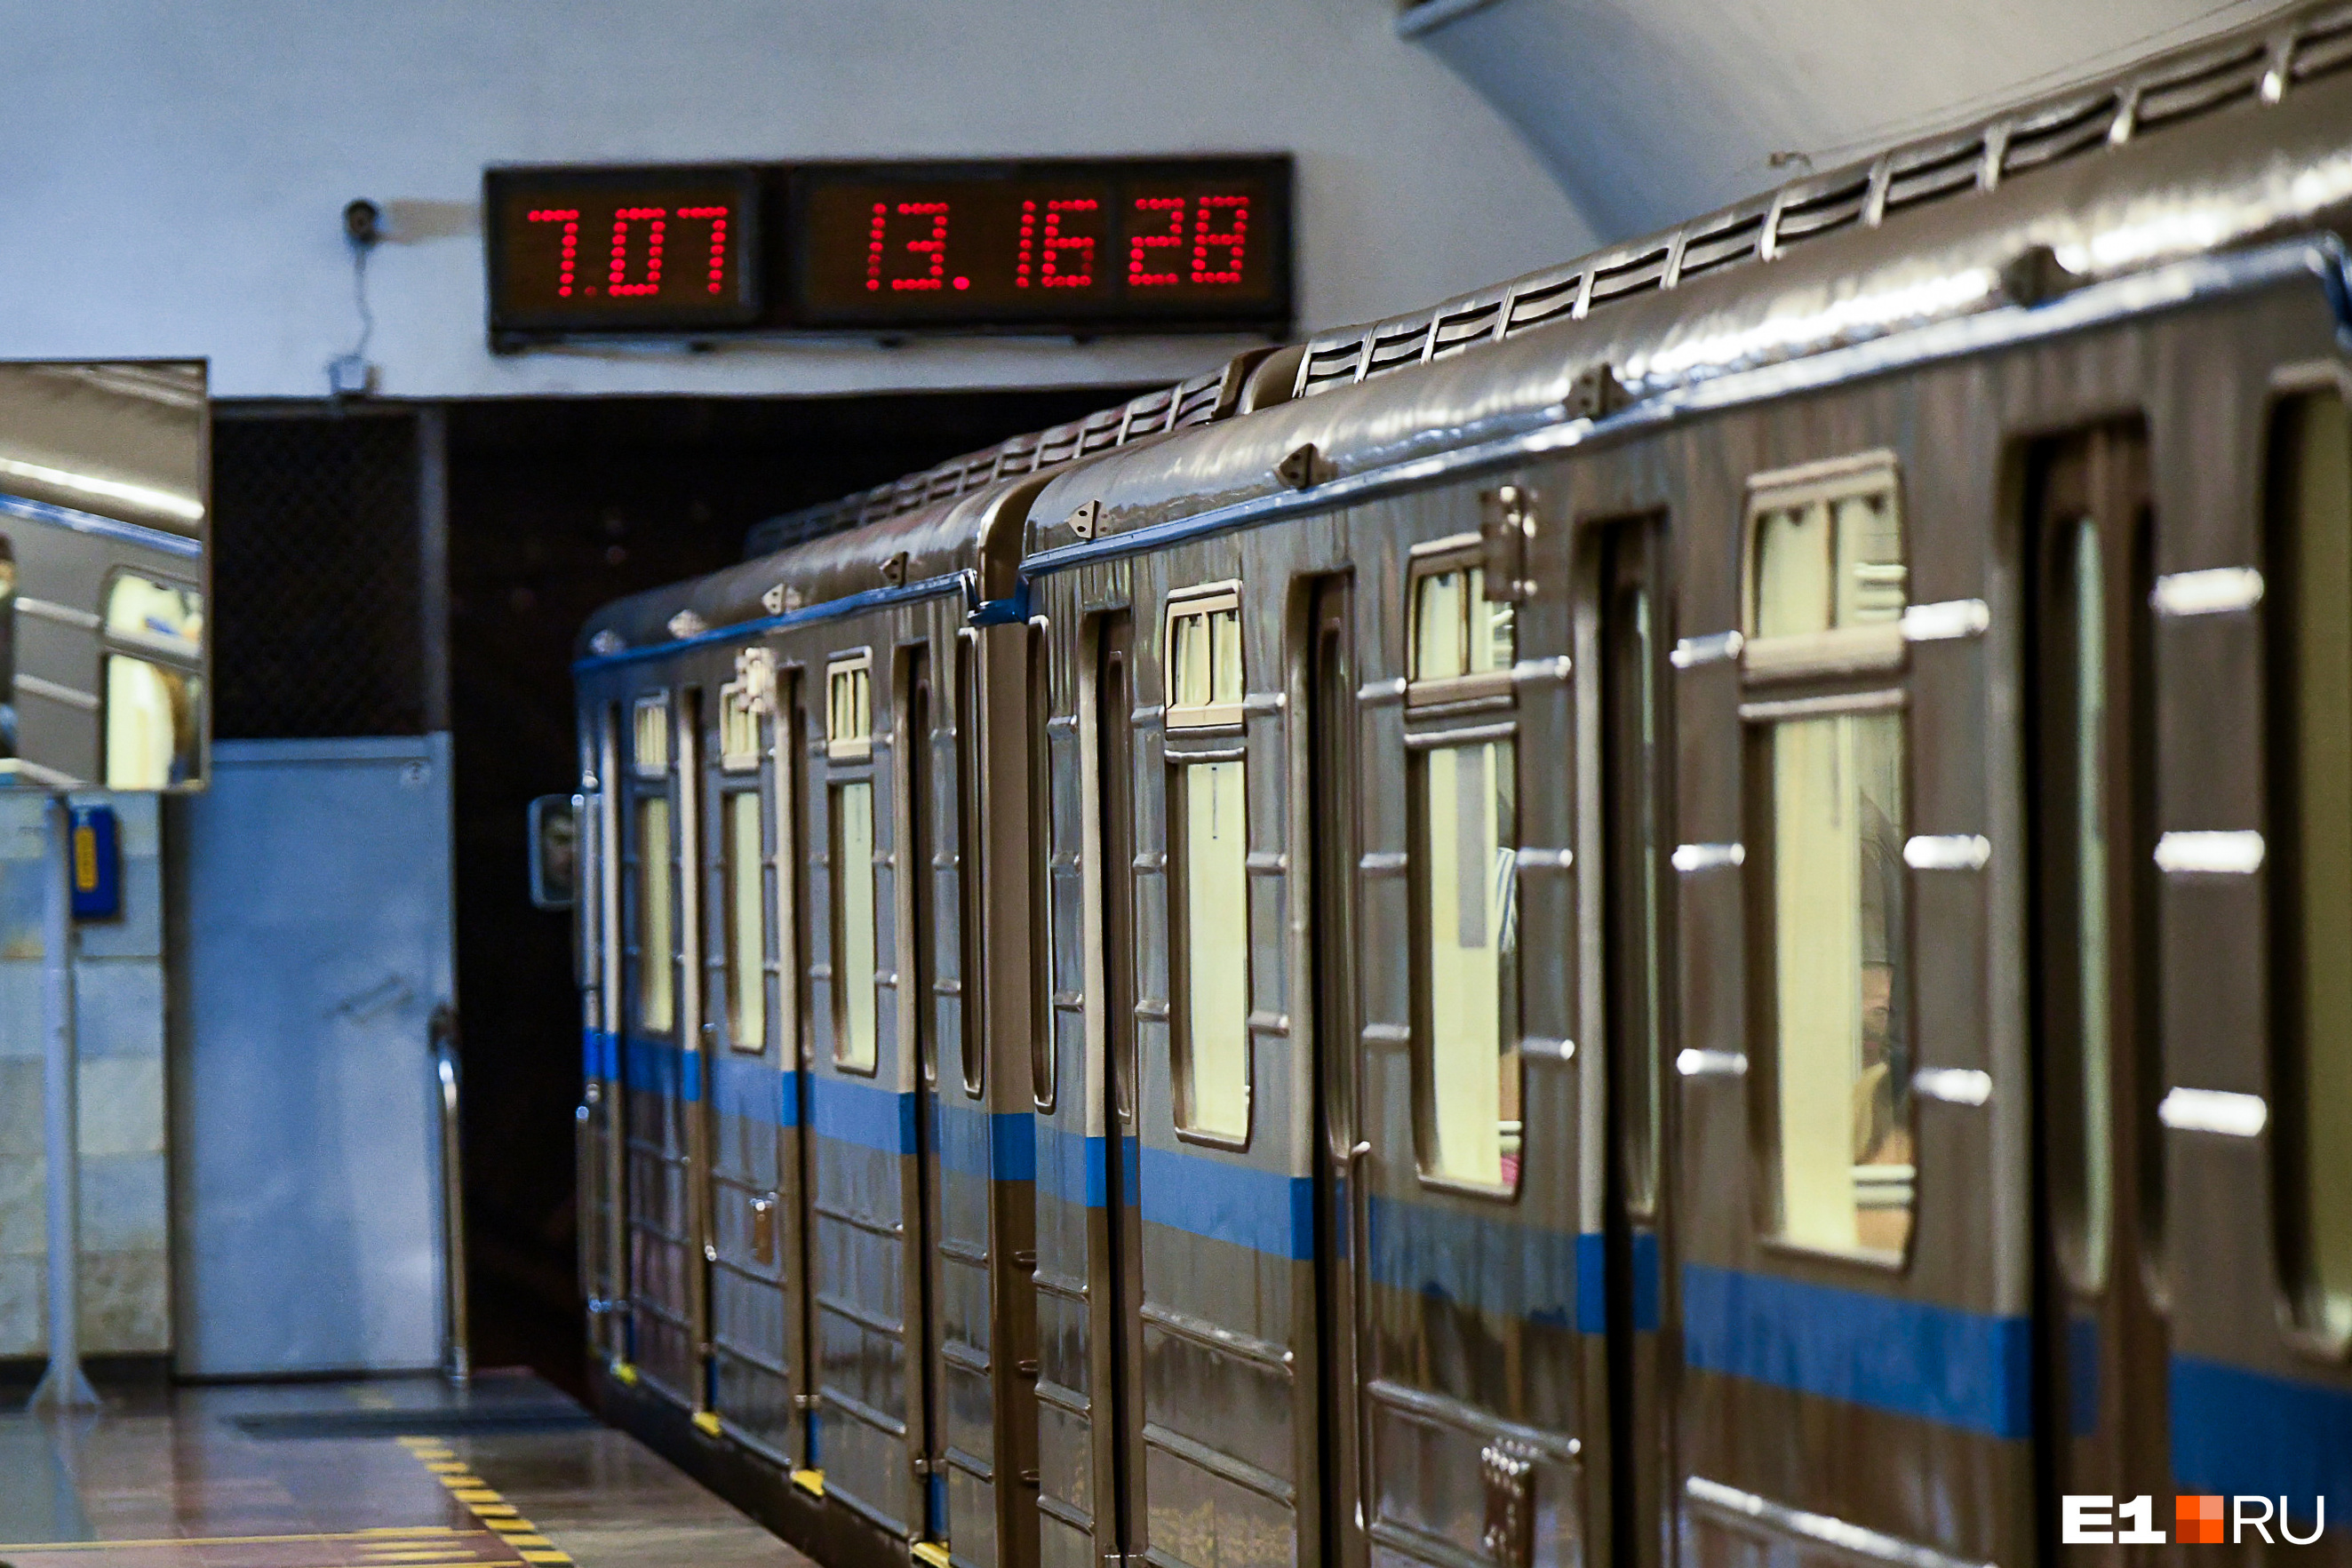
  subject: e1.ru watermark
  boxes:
[2063,1495,2327,1545]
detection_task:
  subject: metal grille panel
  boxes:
[212,412,427,738]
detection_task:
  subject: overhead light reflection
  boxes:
[0,455,203,524]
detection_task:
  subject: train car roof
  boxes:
[581,0,2352,669]
[1020,0,2352,561]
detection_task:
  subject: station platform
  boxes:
[0,1374,812,1568]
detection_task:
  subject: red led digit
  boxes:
[1041,197,1097,289]
[676,205,730,295]
[609,206,667,297]
[1128,196,1184,286]
[528,208,580,298]
[1190,195,1248,285]
[1016,199,1037,289]
[872,201,950,292]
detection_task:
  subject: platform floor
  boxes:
[0,1373,813,1568]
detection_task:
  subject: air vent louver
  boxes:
[1430,298,1503,359]
[1772,172,1871,248]
[1675,211,1765,281]
[1299,336,1367,397]
[1589,245,1670,306]
[1119,390,1174,442]
[1077,410,1123,455]
[1365,321,1432,378]
[2134,39,2268,129]
[1502,272,1582,337]
[1172,372,1224,428]
[2292,7,2352,82]
[1882,136,1985,217]
[994,439,1038,478]
[1036,425,1082,466]
[2002,92,2119,176]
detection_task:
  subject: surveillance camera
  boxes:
[344,199,382,248]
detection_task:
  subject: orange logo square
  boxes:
[2176,1495,2224,1545]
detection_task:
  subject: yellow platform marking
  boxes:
[395,1434,575,1567]
[913,1540,953,1568]
[791,1468,825,1497]
[691,1410,722,1436]
[610,1360,639,1386]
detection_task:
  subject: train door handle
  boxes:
[1349,1141,1372,1162]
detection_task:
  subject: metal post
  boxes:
[31,792,98,1411]
[431,1003,470,1386]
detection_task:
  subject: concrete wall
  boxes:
[0,794,170,1361]
[1406,0,2275,241]
[0,0,1593,400]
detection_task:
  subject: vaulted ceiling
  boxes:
[1401,0,2279,241]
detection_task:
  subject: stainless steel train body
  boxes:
[574,8,2352,1564]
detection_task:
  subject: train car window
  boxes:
[720,681,761,771]
[724,787,767,1052]
[0,537,18,760]
[1165,585,1243,728]
[827,654,880,1072]
[955,633,985,1095]
[1743,456,1913,1259]
[634,695,672,775]
[1165,584,1251,1141]
[1409,550,1515,690]
[102,573,204,790]
[637,794,676,1033]
[827,653,873,761]
[833,779,880,1072]
[2267,386,2352,1349]
[1415,737,1521,1190]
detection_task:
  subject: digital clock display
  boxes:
[789,159,1289,329]
[485,165,761,331]
[482,156,1291,344]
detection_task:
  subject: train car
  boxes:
[574,5,2352,1563]
[0,360,207,791]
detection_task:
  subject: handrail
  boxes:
[430,1003,471,1386]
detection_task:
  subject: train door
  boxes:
[622,687,704,1403]
[1091,609,1147,1566]
[2021,423,2169,1551]
[1591,519,1674,1568]
[1356,505,1585,1568]
[902,643,951,1560]
[705,657,813,1465]
[809,647,929,1536]
[583,703,625,1362]
[1305,577,1366,1568]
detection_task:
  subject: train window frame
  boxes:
[634,694,672,776]
[721,776,769,1055]
[1406,720,1524,1198]
[1164,582,1245,730]
[718,654,771,773]
[953,630,985,1098]
[1028,617,1056,1111]
[1407,533,1518,709]
[826,651,873,762]
[1740,452,1917,1269]
[1163,582,1254,1149]
[2262,365,2352,1361]
[100,568,206,792]
[770,668,803,1073]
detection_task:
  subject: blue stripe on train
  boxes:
[1034,1125,1137,1210]
[936,1102,1036,1182]
[1137,1145,1317,1261]
[710,1054,800,1128]
[621,1037,702,1103]
[2172,1355,2352,1524]
[809,1074,919,1155]
[1681,1262,2033,1439]
[581,1028,620,1080]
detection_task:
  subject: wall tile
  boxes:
[73,964,164,1060]
[82,1250,168,1353]
[0,965,36,1056]
[0,1156,40,1256]
[0,1059,38,1155]
[77,1057,163,1158]
[79,1154,166,1254]
[0,1254,37,1355]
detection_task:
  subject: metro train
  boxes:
[565,7,2352,1564]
